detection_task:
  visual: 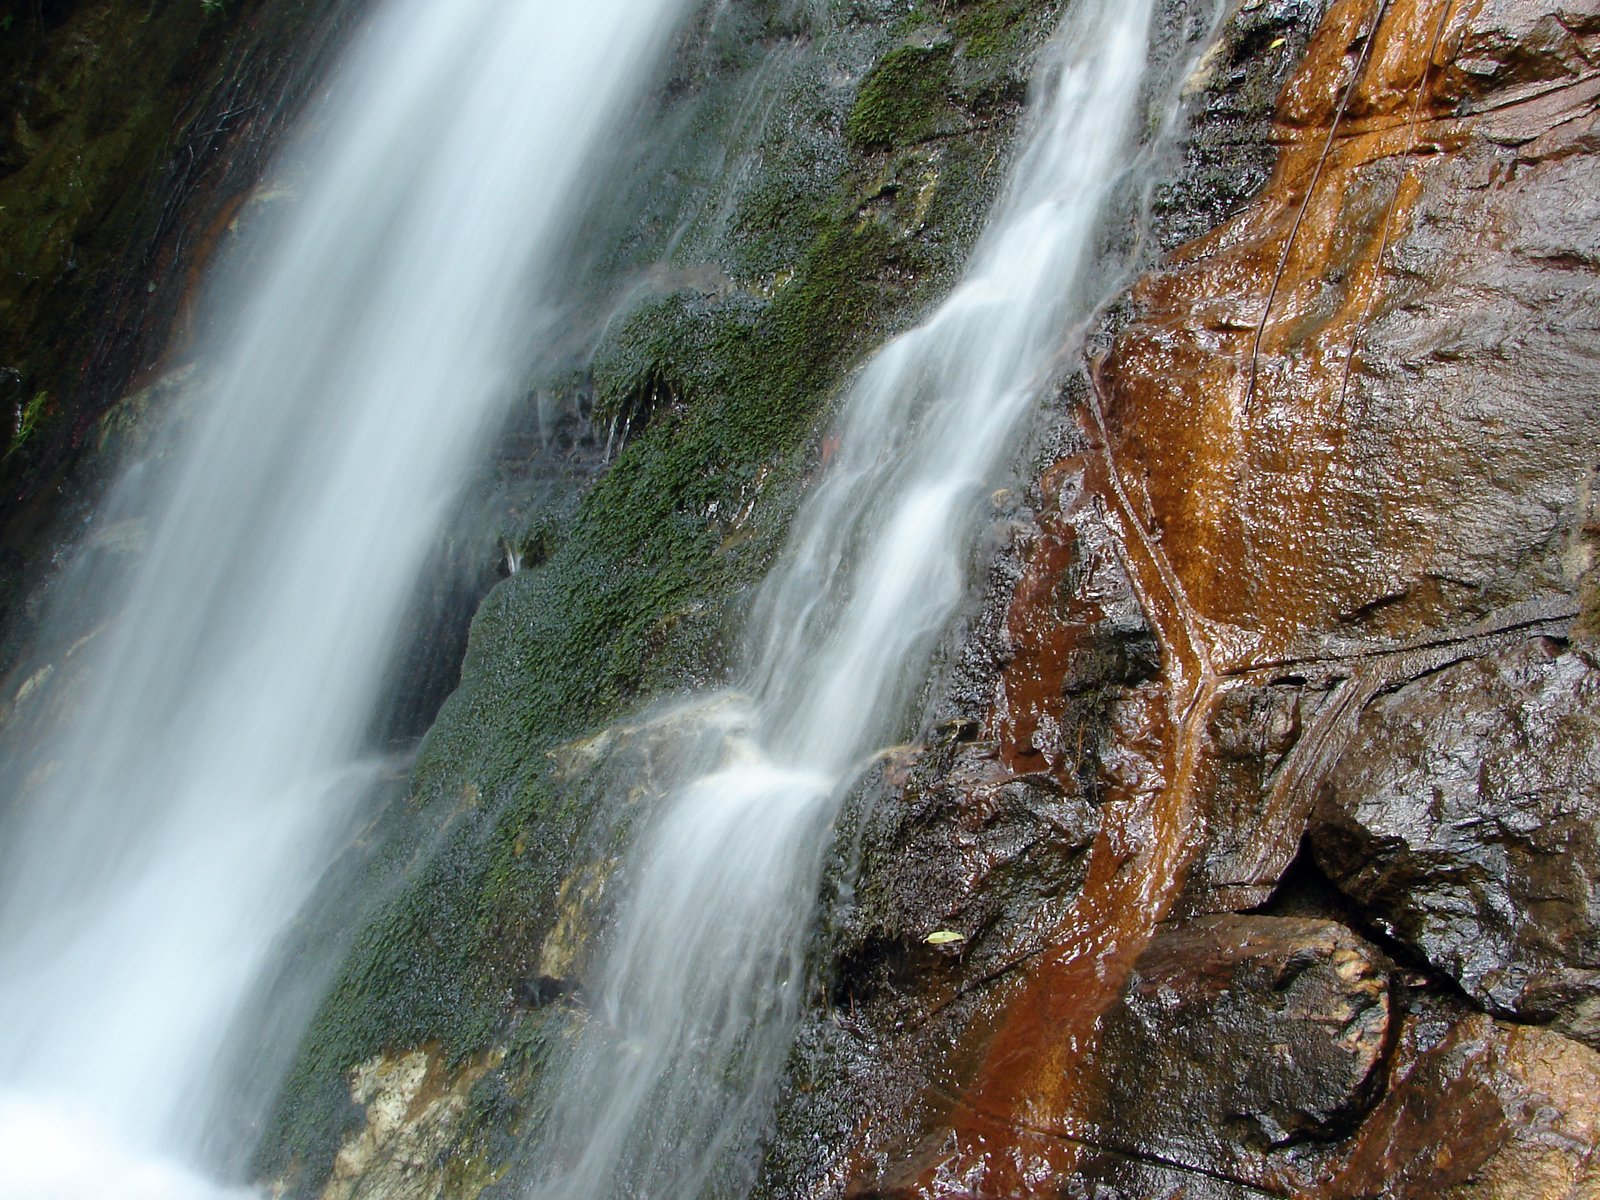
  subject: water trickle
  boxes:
[0,0,690,1194]
[525,0,1165,1193]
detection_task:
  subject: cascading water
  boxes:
[0,0,690,1194]
[525,0,1164,1194]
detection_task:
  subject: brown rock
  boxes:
[1322,1007,1600,1200]
[1446,1024,1600,1200]
[1071,988,1600,1199]
[1311,638,1600,1044]
[801,0,1600,1189]
[1099,0,1600,665]
[1079,917,1391,1176]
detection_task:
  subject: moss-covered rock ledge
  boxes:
[255,1,1071,1194]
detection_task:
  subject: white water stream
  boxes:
[0,0,689,1195]
[526,0,1163,1194]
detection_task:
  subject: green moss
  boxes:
[710,62,852,280]
[950,0,1038,59]
[257,2,1056,1188]
[7,391,48,457]
[254,770,572,1193]
[419,212,906,766]
[258,204,917,1192]
[846,44,954,150]
[730,174,834,278]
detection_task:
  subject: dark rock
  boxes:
[512,975,577,1009]
[1311,637,1600,1044]
[1063,1156,1279,1199]
[1152,0,1333,249]
[841,744,1104,989]
[0,0,369,694]
[1083,915,1391,1172]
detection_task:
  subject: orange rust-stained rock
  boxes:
[1103,0,1600,667]
[844,0,1600,1192]
[1101,0,1476,663]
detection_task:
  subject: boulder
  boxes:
[1312,637,1600,1044]
[1081,914,1391,1178]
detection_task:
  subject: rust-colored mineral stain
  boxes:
[1104,0,1481,666]
[896,386,1220,1193]
[868,0,1549,1190]
[995,454,1102,775]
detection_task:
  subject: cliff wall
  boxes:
[0,0,357,658]
[795,0,1600,1193]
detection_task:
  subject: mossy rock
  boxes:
[846,43,955,150]
[255,1,1064,1192]
[949,0,1041,60]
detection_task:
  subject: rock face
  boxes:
[318,1048,502,1200]
[761,0,1600,1191]
[1313,638,1600,1044]
[1080,917,1393,1172]
[0,0,361,662]
[247,2,1093,1195]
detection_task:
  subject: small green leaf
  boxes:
[924,930,965,945]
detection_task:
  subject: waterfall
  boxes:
[525,0,1163,1193]
[0,0,690,1195]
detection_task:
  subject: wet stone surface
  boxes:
[1077,916,1392,1173]
[1311,637,1600,1045]
[835,741,1104,1007]
[1150,0,1332,250]
[1318,1002,1600,1200]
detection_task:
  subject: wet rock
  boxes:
[1311,637,1600,1044]
[1152,0,1332,248]
[840,743,1104,994]
[1099,0,1600,665]
[1446,0,1600,99]
[1062,1160,1279,1200]
[747,734,1111,1200]
[820,0,1600,1189]
[1179,676,1319,913]
[312,1046,503,1200]
[1070,936,1600,1199]
[1080,916,1391,1175]
[1443,1022,1600,1199]
[1318,1004,1600,1199]
[991,454,1158,781]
